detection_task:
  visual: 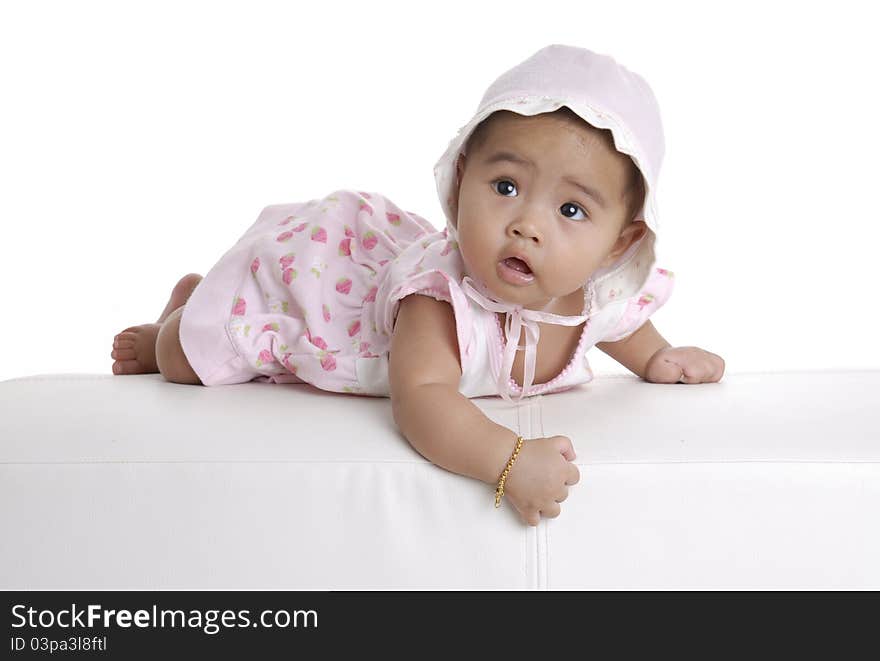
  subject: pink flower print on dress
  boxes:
[338,238,351,257]
[278,215,296,226]
[256,349,274,367]
[362,285,377,303]
[250,257,260,275]
[262,322,280,332]
[305,328,339,370]
[336,277,352,295]
[358,200,373,216]
[276,230,294,243]
[362,231,378,250]
[320,352,337,371]
[657,268,674,278]
[231,297,247,316]
[322,304,331,323]
[378,259,389,266]
[281,353,297,375]
[343,225,355,238]
[358,191,372,199]
[282,268,297,285]
[311,226,327,243]
[292,221,309,232]
[441,240,458,256]
[358,339,379,357]
[637,294,655,310]
[347,320,361,337]
[279,253,295,269]
[305,328,328,350]
[386,212,401,226]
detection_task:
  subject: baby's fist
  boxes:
[644,346,725,384]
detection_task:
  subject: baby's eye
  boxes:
[492,179,589,221]
[560,202,589,221]
[493,179,517,197]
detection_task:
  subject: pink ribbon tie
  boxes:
[460,276,588,403]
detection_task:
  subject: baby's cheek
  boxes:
[456,241,480,276]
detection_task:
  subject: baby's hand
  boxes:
[645,346,725,384]
[501,436,580,526]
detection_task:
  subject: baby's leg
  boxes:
[111,273,203,382]
[155,305,202,385]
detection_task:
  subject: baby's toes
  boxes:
[112,335,134,357]
[111,346,137,361]
[112,359,141,375]
[109,323,160,376]
[115,330,138,345]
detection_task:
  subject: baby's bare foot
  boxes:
[111,273,203,376]
[111,324,161,374]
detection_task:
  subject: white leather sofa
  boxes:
[2,370,878,589]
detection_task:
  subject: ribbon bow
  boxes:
[461,276,589,403]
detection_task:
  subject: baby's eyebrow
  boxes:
[482,150,607,209]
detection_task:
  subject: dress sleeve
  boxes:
[374,234,475,370]
[600,267,675,343]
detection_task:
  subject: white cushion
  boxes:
[1,371,878,589]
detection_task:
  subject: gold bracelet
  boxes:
[494,435,524,508]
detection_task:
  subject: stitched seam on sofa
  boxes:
[531,397,548,591]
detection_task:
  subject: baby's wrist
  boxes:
[481,425,524,486]
[494,434,524,508]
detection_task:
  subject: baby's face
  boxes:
[452,111,646,312]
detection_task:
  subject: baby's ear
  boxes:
[602,221,649,267]
[626,220,649,246]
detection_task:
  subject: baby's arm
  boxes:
[389,295,582,524]
[596,320,671,380]
[389,294,580,524]
[597,320,725,383]
[388,294,517,485]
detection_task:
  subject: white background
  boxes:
[1,0,877,383]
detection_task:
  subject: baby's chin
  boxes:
[489,272,590,313]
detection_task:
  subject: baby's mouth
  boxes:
[500,257,533,275]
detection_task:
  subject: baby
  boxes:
[110,45,724,526]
